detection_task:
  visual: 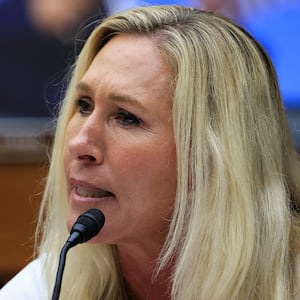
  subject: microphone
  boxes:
[51,208,105,300]
[67,208,105,247]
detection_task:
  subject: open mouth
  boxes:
[75,186,114,198]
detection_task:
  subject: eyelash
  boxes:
[114,110,141,127]
[75,98,141,127]
[76,98,93,115]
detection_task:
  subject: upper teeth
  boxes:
[76,187,112,198]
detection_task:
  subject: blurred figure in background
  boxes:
[241,1,300,109]
[26,0,100,42]
[0,0,102,118]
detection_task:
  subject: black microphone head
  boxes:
[68,208,105,246]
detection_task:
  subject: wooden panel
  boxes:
[0,163,47,285]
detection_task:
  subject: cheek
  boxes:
[63,124,78,190]
[63,119,78,166]
[63,134,71,176]
[113,141,177,197]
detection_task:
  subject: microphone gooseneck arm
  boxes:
[51,208,105,300]
[51,243,70,300]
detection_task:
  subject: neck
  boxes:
[117,244,172,300]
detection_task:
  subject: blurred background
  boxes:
[0,0,299,286]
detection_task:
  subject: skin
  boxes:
[63,33,177,299]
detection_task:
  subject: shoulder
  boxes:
[0,258,47,299]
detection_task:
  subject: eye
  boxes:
[114,110,141,127]
[76,98,94,115]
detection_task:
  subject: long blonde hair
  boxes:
[36,5,300,299]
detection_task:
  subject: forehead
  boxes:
[82,33,173,93]
[97,33,165,68]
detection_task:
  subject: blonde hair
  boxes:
[36,5,300,299]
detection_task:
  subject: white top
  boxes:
[0,259,47,299]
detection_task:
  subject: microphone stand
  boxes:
[51,242,72,300]
[50,209,105,300]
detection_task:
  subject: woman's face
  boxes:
[64,33,177,247]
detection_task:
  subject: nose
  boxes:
[66,116,105,165]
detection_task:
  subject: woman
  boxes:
[1,5,300,300]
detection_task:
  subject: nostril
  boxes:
[78,154,96,162]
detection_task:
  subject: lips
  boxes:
[75,186,114,198]
[70,178,114,200]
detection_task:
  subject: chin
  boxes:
[66,208,108,244]
[66,210,79,233]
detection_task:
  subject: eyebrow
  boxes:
[76,81,93,94]
[76,81,147,112]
